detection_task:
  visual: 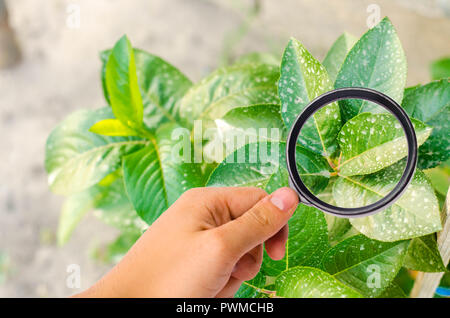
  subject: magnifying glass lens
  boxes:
[298,100,407,209]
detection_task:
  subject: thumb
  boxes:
[218,187,299,258]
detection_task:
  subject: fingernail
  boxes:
[270,188,298,212]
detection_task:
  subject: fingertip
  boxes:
[264,225,289,260]
[267,245,285,261]
[269,187,299,213]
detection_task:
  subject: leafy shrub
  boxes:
[45,17,449,297]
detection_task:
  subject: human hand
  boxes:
[77,187,299,298]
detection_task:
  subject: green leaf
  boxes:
[335,17,407,122]
[206,141,330,195]
[204,104,286,163]
[430,57,450,80]
[321,234,409,297]
[403,234,446,272]
[178,63,279,129]
[45,108,147,195]
[378,283,407,298]
[234,52,279,66]
[401,79,450,169]
[424,166,450,196]
[93,177,147,233]
[323,32,357,83]
[218,104,286,140]
[235,272,267,298]
[105,35,144,129]
[393,267,415,296]
[104,231,142,264]
[57,187,101,246]
[316,180,354,245]
[102,48,192,129]
[275,267,362,298]
[279,37,341,157]
[261,205,329,277]
[90,119,139,136]
[123,123,205,224]
[337,113,431,176]
[324,214,353,245]
[334,163,442,241]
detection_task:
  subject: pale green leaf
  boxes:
[275,267,362,298]
[335,17,407,122]
[204,104,286,163]
[321,234,409,297]
[338,113,431,176]
[45,108,147,195]
[57,187,100,246]
[334,163,442,241]
[403,234,446,272]
[424,166,450,196]
[178,63,279,129]
[279,37,341,157]
[316,180,354,245]
[323,32,357,83]
[401,79,450,169]
[93,177,147,233]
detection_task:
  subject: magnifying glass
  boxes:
[286,87,417,218]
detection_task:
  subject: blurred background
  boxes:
[0,0,449,297]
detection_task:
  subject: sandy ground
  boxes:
[0,0,449,297]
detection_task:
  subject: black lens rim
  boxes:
[286,87,418,218]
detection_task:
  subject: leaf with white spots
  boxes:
[123,123,205,224]
[333,163,442,241]
[178,63,280,129]
[93,177,147,233]
[45,107,147,195]
[320,234,409,297]
[323,32,358,83]
[206,142,330,195]
[378,283,407,298]
[335,17,407,122]
[337,113,431,176]
[101,46,193,130]
[203,104,286,163]
[401,79,450,169]
[57,187,101,246]
[403,234,446,272]
[316,180,355,245]
[217,104,286,141]
[279,37,341,157]
[261,205,329,277]
[235,272,268,298]
[275,267,362,298]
